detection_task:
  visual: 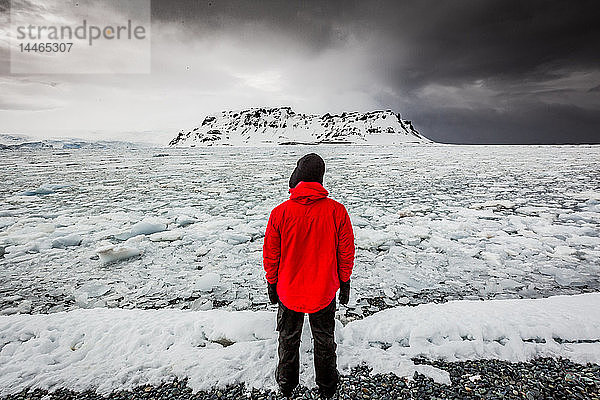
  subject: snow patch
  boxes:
[1,293,599,395]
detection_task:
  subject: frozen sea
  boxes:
[1,144,600,318]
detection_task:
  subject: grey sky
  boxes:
[1,0,599,144]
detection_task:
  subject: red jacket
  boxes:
[263,181,355,313]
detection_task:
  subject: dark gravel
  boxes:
[3,358,599,400]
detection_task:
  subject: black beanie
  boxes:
[289,153,325,188]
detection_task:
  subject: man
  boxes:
[263,153,355,399]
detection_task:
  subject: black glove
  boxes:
[268,282,279,304]
[339,279,350,305]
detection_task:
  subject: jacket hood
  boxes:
[289,181,329,205]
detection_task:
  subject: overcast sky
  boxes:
[0,0,599,144]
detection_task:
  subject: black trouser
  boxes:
[276,298,339,394]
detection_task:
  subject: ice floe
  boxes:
[51,233,82,248]
[193,272,221,292]
[22,184,70,196]
[96,242,142,264]
[130,217,169,236]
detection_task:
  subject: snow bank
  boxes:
[342,293,600,366]
[1,293,599,395]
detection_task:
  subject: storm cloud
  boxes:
[1,0,599,143]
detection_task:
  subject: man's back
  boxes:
[263,181,354,313]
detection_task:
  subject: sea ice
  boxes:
[96,243,142,264]
[1,145,599,315]
[471,200,515,210]
[22,184,69,196]
[148,230,183,242]
[130,218,168,236]
[193,272,221,292]
[175,215,197,226]
[51,234,82,248]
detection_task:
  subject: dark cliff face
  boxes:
[170,107,429,146]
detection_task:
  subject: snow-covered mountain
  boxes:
[169,107,430,146]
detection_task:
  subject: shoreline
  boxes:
[2,358,597,400]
